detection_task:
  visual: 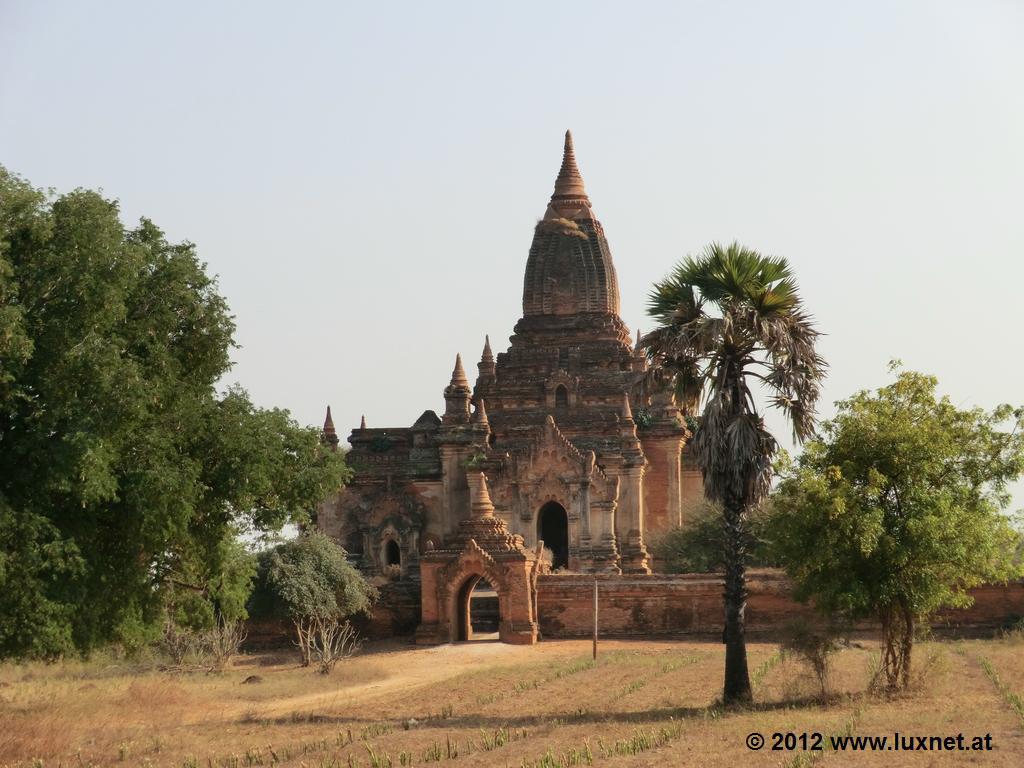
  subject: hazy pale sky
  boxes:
[3,1,1022,507]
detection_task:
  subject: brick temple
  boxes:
[314,131,1024,645]
[317,132,705,643]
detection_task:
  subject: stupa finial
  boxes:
[552,129,588,202]
[469,471,495,518]
[473,398,489,426]
[323,405,339,447]
[450,353,469,388]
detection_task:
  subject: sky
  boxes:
[2,1,1022,508]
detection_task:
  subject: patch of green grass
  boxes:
[978,654,1024,730]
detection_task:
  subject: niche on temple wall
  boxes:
[545,371,579,410]
[380,527,403,580]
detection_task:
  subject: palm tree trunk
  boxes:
[722,497,753,705]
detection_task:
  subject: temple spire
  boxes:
[469,471,495,518]
[552,130,589,203]
[443,353,472,423]
[360,414,367,430]
[450,353,469,389]
[481,335,494,364]
[472,398,489,427]
[323,405,339,448]
[621,392,633,421]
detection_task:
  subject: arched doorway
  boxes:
[555,385,569,409]
[537,501,569,570]
[455,575,500,641]
[384,539,401,567]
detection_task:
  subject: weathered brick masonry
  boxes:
[317,132,1024,646]
[344,570,1024,640]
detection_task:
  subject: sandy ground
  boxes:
[251,638,552,718]
[2,636,1023,767]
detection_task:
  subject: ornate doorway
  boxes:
[455,575,500,641]
[537,501,569,570]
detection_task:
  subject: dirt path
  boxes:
[248,640,562,719]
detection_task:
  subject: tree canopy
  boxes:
[250,530,377,624]
[768,366,1024,690]
[0,168,350,658]
[249,530,377,666]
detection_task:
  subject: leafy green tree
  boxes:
[768,367,1024,691]
[650,500,778,573]
[249,530,377,665]
[0,168,350,658]
[644,242,825,705]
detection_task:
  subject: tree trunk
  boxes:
[880,601,914,692]
[899,597,914,690]
[293,618,312,667]
[722,498,753,706]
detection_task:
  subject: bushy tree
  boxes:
[0,168,350,658]
[650,500,778,573]
[768,367,1024,691]
[249,530,376,667]
[644,242,825,705]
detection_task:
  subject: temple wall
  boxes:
[680,469,704,522]
[341,570,1024,642]
[536,571,811,637]
[535,572,1024,638]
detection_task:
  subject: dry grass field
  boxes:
[2,634,1023,768]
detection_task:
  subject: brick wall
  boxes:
[252,571,1024,645]
[535,570,1024,638]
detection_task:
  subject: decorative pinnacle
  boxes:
[552,130,589,202]
[481,335,494,364]
[621,392,633,420]
[323,406,339,446]
[449,353,469,389]
[469,471,495,518]
[472,398,489,426]
[360,414,367,430]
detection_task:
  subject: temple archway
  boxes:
[384,539,401,567]
[455,575,500,641]
[555,385,569,409]
[537,501,569,570]
[416,473,540,646]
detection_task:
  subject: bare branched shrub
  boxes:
[160,621,199,668]
[204,619,247,672]
[780,618,846,698]
[310,618,362,675]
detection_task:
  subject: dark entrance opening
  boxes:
[456,576,500,641]
[384,539,401,567]
[555,385,569,409]
[537,501,569,570]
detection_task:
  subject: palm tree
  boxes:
[643,242,825,705]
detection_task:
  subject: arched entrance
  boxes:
[384,539,401,567]
[537,501,569,570]
[455,575,500,641]
[416,472,540,646]
[555,385,569,409]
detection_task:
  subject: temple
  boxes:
[318,132,703,643]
